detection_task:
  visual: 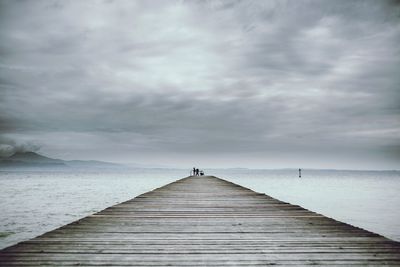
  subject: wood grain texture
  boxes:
[1,175,399,266]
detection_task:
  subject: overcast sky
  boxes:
[0,0,399,169]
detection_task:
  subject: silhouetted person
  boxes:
[196,168,199,176]
[192,167,196,176]
[299,168,301,178]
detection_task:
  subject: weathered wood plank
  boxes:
[1,175,399,266]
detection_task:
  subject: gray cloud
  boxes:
[0,0,399,169]
[0,136,41,157]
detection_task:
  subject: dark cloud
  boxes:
[0,0,399,168]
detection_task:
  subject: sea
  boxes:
[0,168,399,249]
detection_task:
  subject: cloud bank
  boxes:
[0,0,399,168]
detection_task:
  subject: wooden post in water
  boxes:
[1,175,399,266]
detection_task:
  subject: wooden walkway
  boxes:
[1,175,400,266]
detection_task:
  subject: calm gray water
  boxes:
[0,169,399,249]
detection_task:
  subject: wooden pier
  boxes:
[1,175,400,266]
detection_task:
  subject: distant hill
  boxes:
[7,151,64,164]
[0,151,123,170]
[66,160,122,168]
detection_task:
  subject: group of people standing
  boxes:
[192,167,204,176]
